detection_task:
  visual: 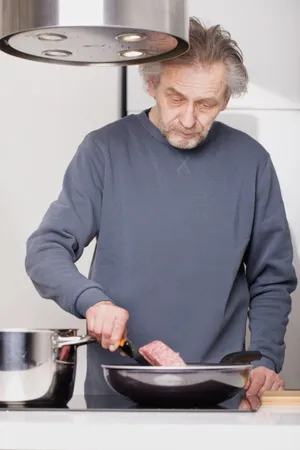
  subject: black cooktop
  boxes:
[0,391,260,412]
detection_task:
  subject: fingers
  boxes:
[110,313,129,351]
[246,366,285,397]
[91,311,104,338]
[239,398,251,411]
[258,373,284,395]
[239,395,260,411]
[86,301,129,352]
[244,378,250,391]
[258,375,274,394]
[246,371,266,396]
[101,316,114,350]
[88,315,95,331]
[270,380,285,391]
[247,395,261,411]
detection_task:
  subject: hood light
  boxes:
[42,50,72,58]
[116,33,146,43]
[119,50,145,58]
[37,33,67,42]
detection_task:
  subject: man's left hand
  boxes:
[244,366,285,396]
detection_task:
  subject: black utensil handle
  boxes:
[220,350,262,365]
[118,339,135,358]
[118,339,151,366]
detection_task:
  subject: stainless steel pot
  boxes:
[102,351,262,408]
[0,328,96,405]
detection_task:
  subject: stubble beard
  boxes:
[155,111,210,150]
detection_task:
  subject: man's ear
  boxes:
[148,77,157,98]
[221,92,231,111]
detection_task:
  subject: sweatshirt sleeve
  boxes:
[244,155,297,373]
[25,133,111,318]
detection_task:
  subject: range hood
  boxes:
[0,0,189,66]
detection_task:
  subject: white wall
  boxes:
[0,0,120,395]
[0,47,121,394]
[128,0,300,111]
[126,0,300,388]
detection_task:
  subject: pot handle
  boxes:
[55,334,97,349]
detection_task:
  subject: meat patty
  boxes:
[139,340,186,366]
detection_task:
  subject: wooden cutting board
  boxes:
[261,390,300,405]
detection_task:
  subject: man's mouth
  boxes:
[180,131,196,137]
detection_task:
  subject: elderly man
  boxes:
[25,17,297,398]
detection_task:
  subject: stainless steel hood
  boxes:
[0,0,189,66]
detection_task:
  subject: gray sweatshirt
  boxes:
[25,110,297,395]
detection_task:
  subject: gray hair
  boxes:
[139,17,249,99]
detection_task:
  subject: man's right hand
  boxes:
[86,301,129,352]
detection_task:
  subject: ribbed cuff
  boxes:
[251,356,276,372]
[75,287,111,318]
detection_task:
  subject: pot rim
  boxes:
[0,328,79,333]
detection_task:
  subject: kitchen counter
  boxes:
[0,398,300,450]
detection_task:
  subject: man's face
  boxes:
[148,62,230,149]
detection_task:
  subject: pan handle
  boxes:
[219,350,262,365]
[55,333,97,349]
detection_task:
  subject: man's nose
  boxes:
[180,105,196,129]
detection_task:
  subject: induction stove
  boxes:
[0,391,260,412]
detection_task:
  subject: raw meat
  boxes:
[139,340,186,366]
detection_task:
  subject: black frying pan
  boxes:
[102,350,262,407]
